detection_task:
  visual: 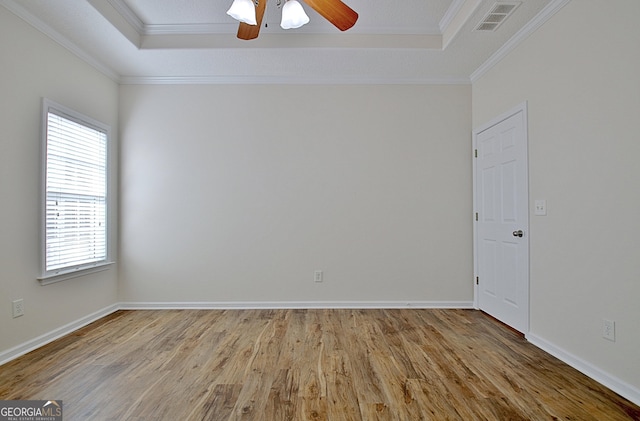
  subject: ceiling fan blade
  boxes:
[237,0,268,40]
[301,0,358,31]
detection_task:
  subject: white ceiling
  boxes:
[1,0,560,84]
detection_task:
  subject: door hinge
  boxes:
[475,212,478,221]
[476,276,479,285]
[474,149,478,158]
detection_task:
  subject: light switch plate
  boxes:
[534,199,547,216]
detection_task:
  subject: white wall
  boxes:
[0,7,119,354]
[473,0,640,398]
[118,84,472,305]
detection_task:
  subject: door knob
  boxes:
[512,230,524,237]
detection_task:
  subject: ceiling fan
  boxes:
[229,0,358,40]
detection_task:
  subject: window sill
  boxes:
[38,262,115,286]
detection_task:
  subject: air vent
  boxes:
[475,2,521,32]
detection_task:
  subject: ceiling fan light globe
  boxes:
[281,0,310,29]
[227,0,257,25]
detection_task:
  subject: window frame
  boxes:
[39,98,114,285]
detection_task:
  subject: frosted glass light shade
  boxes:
[227,0,257,25]
[281,0,310,29]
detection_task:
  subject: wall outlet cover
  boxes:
[12,299,24,318]
[602,319,615,342]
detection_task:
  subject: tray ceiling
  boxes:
[0,0,562,84]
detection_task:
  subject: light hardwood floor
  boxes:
[0,309,638,420]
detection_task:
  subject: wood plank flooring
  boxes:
[1,309,638,420]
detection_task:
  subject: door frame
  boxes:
[472,101,530,333]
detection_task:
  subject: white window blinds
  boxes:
[43,101,109,278]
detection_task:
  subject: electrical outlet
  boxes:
[12,299,24,318]
[314,270,323,283]
[534,199,547,216]
[602,319,615,342]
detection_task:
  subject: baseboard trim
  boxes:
[0,303,119,366]
[118,300,475,310]
[3,302,637,407]
[0,301,472,366]
[527,333,640,407]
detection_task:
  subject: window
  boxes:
[40,99,112,284]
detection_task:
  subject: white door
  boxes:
[474,103,529,334]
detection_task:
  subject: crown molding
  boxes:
[1,0,469,87]
[145,23,236,35]
[439,0,467,32]
[470,0,571,82]
[105,0,439,37]
[119,75,471,86]
[1,0,120,83]
[4,0,565,87]
[139,33,443,50]
[105,0,144,34]
[144,23,439,37]
[441,0,482,50]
